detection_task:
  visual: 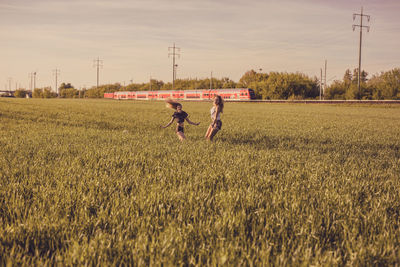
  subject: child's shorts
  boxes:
[211,120,222,130]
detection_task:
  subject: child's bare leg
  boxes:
[205,125,213,139]
[177,132,186,141]
[209,128,219,141]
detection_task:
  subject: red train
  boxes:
[104,88,255,101]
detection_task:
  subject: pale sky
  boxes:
[1,0,399,90]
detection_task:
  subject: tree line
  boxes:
[13,68,400,100]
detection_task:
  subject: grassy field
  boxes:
[0,98,399,265]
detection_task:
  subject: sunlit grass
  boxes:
[1,98,399,265]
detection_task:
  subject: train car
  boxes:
[104,92,114,99]
[104,88,255,101]
[136,91,149,99]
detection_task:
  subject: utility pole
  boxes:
[33,72,37,90]
[53,68,60,96]
[320,68,323,100]
[174,64,178,81]
[324,60,327,98]
[353,7,370,97]
[7,77,12,93]
[210,71,213,90]
[168,43,180,90]
[149,75,152,91]
[93,57,103,88]
[29,73,33,91]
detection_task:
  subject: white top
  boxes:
[210,106,221,120]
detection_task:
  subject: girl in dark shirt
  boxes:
[161,99,200,141]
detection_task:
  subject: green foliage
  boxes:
[126,83,143,91]
[58,83,80,98]
[59,68,400,100]
[325,80,346,100]
[14,89,28,98]
[32,87,57,98]
[59,82,74,90]
[161,78,236,91]
[1,99,399,265]
[60,88,80,98]
[326,68,400,100]
[238,70,258,88]
[85,83,123,98]
[351,68,369,85]
[236,70,318,100]
[368,68,400,100]
[256,72,318,100]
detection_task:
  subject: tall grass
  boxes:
[0,98,399,265]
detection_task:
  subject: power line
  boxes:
[168,43,180,90]
[93,57,103,88]
[353,6,371,97]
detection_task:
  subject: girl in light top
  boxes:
[161,99,200,141]
[205,95,224,141]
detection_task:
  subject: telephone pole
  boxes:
[324,60,327,98]
[353,7,370,97]
[210,71,213,90]
[93,57,103,88]
[33,72,37,90]
[29,73,33,91]
[7,77,12,93]
[320,68,323,100]
[149,75,152,91]
[168,43,180,90]
[53,68,60,96]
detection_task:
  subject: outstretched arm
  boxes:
[186,117,200,126]
[161,117,174,128]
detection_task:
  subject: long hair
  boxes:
[214,95,224,113]
[165,98,182,110]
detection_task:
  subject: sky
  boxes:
[1,0,399,90]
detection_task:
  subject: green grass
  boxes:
[1,98,399,265]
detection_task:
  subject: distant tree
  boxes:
[149,79,164,90]
[343,69,352,85]
[325,81,346,100]
[60,88,79,98]
[85,83,122,98]
[59,83,79,98]
[126,83,143,91]
[59,82,74,90]
[221,77,237,88]
[258,72,318,100]
[237,70,258,88]
[14,89,27,98]
[352,68,368,85]
[368,68,400,99]
[33,87,57,98]
[327,69,370,100]
[42,87,57,98]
